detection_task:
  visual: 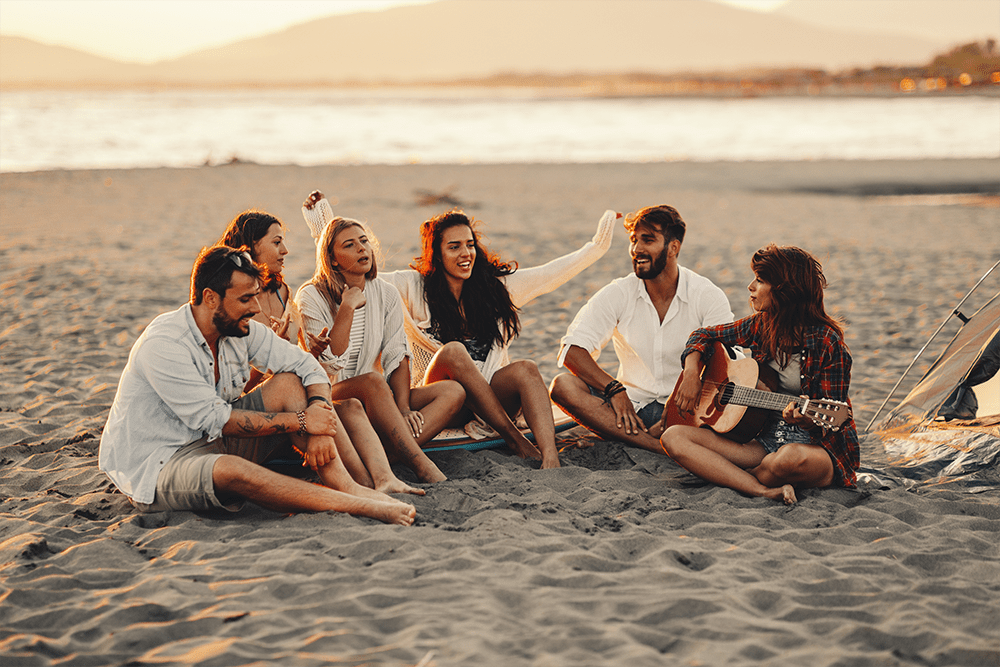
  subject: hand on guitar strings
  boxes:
[782,397,823,432]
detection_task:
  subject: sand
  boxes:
[1,159,999,666]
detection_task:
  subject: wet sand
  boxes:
[1,159,998,666]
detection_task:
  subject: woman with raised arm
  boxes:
[220,210,426,496]
[303,193,616,469]
[661,244,859,504]
[295,210,457,483]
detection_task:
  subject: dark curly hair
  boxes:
[411,211,520,350]
[219,209,285,292]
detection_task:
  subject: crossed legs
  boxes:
[549,373,664,452]
[660,424,835,504]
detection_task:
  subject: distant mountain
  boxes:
[0,35,145,86]
[775,0,1000,46]
[2,0,995,88]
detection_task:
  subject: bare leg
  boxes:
[259,374,414,506]
[331,373,447,483]
[550,373,662,452]
[212,455,415,525]
[334,398,425,496]
[660,425,796,503]
[409,381,466,446]
[425,342,541,460]
[331,399,373,488]
[491,361,560,468]
[750,442,835,492]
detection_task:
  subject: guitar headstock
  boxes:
[802,398,851,431]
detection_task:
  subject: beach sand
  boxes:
[1,159,998,666]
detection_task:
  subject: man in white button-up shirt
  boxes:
[99,246,415,525]
[550,205,733,453]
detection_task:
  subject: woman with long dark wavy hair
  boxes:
[385,209,616,469]
[661,244,859,504]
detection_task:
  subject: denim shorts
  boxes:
[756,415,813,454]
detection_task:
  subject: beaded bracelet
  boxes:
[296,410,308,437]
[603,380,627,404]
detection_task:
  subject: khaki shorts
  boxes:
[133,390,294,513]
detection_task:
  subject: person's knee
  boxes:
[660,425,691,457]
[263,373,306,410]
[335,396,365,417]
[358,372,392,398]
[766,445,811,478]
[438,341,472,365]
[440,380,466,406]
[508,359,541,381]
[549,373,580,404]
[212,453,256,487]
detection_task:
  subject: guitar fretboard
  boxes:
[724,384,804,412]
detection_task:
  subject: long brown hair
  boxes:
[751,244,843,364]
[306,216,378,314]
[411,210,519,348]
[219,209,284,292]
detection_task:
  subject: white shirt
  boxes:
[558,267,733,409]
[296,278,411,384]
[98,304,329,504]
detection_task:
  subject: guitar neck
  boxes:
[726,384,804,413]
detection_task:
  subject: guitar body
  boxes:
[665,342,779,443]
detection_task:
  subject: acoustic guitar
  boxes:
[664,341,851,443]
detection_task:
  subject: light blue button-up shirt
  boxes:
[99,304,329,504]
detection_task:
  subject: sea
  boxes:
[1,88,998,172]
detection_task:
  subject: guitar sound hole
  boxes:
[719,383,734,405]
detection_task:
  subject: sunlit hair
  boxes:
[411,210,520,348]
[306,216,379,314]
[624,205,686,244]
[219,209,285,292]
[751,244,844,364]
[190,245,262,306]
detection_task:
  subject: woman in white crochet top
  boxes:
[296,210,466,484]
[303,193,616,470]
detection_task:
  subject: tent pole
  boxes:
[865,259,1000,432]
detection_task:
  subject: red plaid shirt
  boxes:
[682,315,859,487]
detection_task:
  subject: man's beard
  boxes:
[213,307,250,338]
[632,246,668,280]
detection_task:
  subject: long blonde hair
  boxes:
[308,216,379,313]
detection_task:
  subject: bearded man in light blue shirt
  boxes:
[99,245,415,525]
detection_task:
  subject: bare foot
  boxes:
[376,478,427,496]
[412,459,447,484]
[540,454,561,469]
[347,481,416,506]
[507,432,542,460]
[781,485,797,505]
[762,484,798,504]
[363,500,416,526]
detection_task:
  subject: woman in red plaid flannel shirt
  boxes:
[662,245,858,504]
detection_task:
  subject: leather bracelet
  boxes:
[296,410,308,437]
[307,395,331,406]
[603,380,626,403]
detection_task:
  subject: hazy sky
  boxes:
[0,0,788,64]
